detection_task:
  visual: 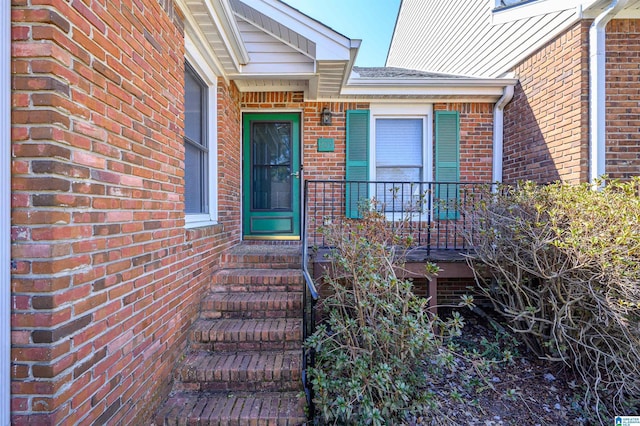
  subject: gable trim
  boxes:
[231,0,317,59]
[237,0,354,61]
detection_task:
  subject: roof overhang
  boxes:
[493,0,640,24]
[226,0,359,99]
[336,76,518,103]
[175,0,249,76]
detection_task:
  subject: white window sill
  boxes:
[185,215,218,229]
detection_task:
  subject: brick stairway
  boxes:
[155,244,307,425]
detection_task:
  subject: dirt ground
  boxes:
[412,308,589,426]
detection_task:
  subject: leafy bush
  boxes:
[305,209,459,424]
[464,179,640,423]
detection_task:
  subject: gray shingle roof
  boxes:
[352,66,471,79]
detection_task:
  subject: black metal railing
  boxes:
[301,179,319,420]
[304,180,491,253]
[300,180,491,419]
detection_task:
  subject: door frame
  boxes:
[242,112,302,240]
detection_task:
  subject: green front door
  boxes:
[242,113,301,239]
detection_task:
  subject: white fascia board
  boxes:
[213,0,250,64]
[241,0,353,60]
[492,0,595,24]
[341,78,518,98]
[229,72,315,80]
[316,95,508,103]
[341,41,361,89]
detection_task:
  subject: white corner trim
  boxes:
[589,0,628,184]
[492,85,515,185]
[1,0,10,421]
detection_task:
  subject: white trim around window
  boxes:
[184,34,219,228]
[369,104,433,182]
[369,104,433,218]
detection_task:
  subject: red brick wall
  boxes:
[11,1,240,424]
[218,80,243,237]
[240,92,370,181]
[605,19,640,180]
[435,103,495,182]
[240,95,495,183]
[503,22,590,184]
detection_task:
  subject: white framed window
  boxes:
[369,104,433,214]
[184,36,218,228]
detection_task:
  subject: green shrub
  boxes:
[305,209,456,424]
[465,179,640,423]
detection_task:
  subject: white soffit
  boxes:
[492,0,587,24]
[494,0,640,22]
[583,0,640,17]
[177,0,249,74]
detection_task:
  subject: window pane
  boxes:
[183,63,209,215]
[185,66,205,146]
[376,119,422,167]
[376,168,423,211]
[184,142,207,213]
[376,167,421,182]
[251,122,292,211]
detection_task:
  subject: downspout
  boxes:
[589,0,627,183]
[1,0,10,421]
[492,85,515,185]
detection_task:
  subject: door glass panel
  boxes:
[251,122,292,211]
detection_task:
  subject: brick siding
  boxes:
[503,22,590,184]
[241,95,495,183]
[605,19,640,180]
[240,92,370,181]
[10,1,241,424]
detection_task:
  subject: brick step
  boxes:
[174,350,302,392]
[156,390,307,426]
[221,245,302,269]
[201,292,303,319]
[190,318,302,352]
[211,269,304,292]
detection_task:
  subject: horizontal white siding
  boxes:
[387,0,579,77]
[237,19,314,74]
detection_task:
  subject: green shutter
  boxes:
[435,111,460,220]
[345,110,369,218]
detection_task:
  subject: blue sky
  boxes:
[281,0,401,67]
